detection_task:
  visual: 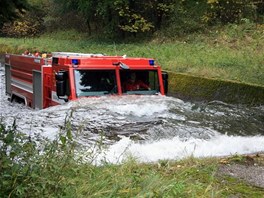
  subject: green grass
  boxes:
[0,24,263,86]
[68,157,264,198]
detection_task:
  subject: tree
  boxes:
[0,0,29,28]
[2,11,44,38]
[1,0,46,38]
[68,0,173,37]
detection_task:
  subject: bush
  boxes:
[206,0,257,24]
[1,3,45,38]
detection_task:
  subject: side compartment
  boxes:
[7,55,44,108]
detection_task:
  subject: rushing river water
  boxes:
[1,63,264,164]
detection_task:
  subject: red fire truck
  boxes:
[4,52,168,109]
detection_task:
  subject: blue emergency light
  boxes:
[149,59,155,66]
[72,59,79,65]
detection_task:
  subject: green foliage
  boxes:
[0,0,29,28]
[1,0,264,38]
[2,14,43,38]
[157,1,208,37]
[206,0,257,24]
[1,1,46,38]
[40,0,264,38]
[48,0,174,38]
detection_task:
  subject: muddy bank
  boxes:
[167,71,264,105]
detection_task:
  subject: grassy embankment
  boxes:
[1,121,264,197]
[0,24,263,86]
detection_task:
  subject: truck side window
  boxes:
[120,70,159,94]
[74,70,117,97]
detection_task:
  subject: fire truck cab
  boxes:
[5,52,168,109]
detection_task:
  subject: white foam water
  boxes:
[94,135,264,164]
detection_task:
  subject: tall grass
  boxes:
[0,24,263,85]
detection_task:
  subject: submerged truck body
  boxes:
[5,52,168,109]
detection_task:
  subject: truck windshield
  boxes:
[74,70,117,97]
[121,70,160,95]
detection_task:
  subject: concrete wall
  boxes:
[167,71,264,105]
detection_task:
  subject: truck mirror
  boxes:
[56,81,66,96]
[162,72,168,94]
[55,72,65,81]
[55,71,67,97]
